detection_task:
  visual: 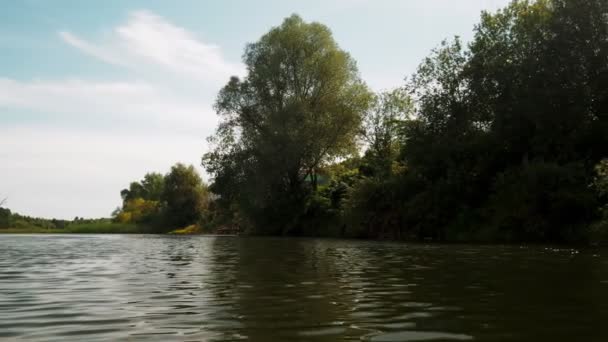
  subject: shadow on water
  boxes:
[202,238,608,341]
[206,237,363,341]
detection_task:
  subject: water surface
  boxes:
[0,235,606,341]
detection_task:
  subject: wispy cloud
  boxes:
[0,77,215,135]
[1,10,239,218]
[58,31,127,66]
[59,10,244,82]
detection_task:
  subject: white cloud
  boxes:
[0,76,218,218]
[60,10,244,83]
[0,77,216,136]
[58,31,128,67]
[0,10,240,218]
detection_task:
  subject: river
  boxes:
[0,235,606,341]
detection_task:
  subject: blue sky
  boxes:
[0,0,510,219]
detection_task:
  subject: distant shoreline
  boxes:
[0,225,238,236]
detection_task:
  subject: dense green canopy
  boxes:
[202,1,608,243]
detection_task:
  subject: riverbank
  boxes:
[0,222,142,234]
[0,223,223,235]
[1,220,605,246]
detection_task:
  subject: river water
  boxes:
[0,235,606,341]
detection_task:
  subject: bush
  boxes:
[485,162,596,243]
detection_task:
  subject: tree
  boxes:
[196,1,608,242]
[467,0,608,165]
[140,173,165,201]
[120,172,165,204]
[360,88,412,178]
[393,38,495,240]
[115,198,160,224]
[342,0,608,242]
[0,207,11,228]
[162,164,208,228]
[464,0,608,241]
[203,14,372,234]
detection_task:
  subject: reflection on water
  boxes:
[0,235,607,341]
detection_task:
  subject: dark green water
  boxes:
[0,235,607,341]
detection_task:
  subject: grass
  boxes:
[0,222,145,234]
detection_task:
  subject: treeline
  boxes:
[0,163,211,234]
[201,0,608,243]
[4,0,607,243]
[0,163,209,233]
[0,206,112,231]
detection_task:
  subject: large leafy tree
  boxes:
[117,172,166,226]
[162,164,208,229]
[203,14,372,234]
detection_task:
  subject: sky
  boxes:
[0,0,511,219]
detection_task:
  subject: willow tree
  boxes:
[203,15,372,234]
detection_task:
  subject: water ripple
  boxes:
[1,235,607,341]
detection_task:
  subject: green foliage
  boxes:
[120,172,164,204]
[7,213,72,230]
[360,88,412,179]
[342,171,427,240]
[203,14,373,235]
[115,198,160,224]
[0,207,11,228]
[0,221,143,234]
[484,162,596,242]
[0,213,135,233]
[62,222,142,234]
[352,0,608,243]
[11,3,608,243]
[162,163,208,229]
[114,164,209,231]
[197,4,608,243]
[466,0,608,164]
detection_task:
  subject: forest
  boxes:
[2,0,608,243]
